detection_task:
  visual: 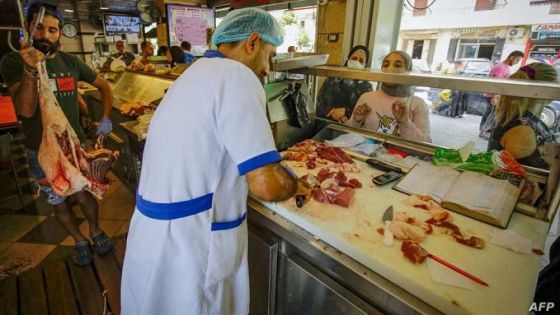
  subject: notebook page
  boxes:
[395,165,460,202]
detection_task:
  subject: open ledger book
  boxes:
[393,164,522,228]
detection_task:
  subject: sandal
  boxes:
[92,232,113,255]
[73,241,93,266]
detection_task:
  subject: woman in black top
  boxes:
[315,45,373,125]
[487,63,558,169]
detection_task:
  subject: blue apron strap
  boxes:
[136,192,213,220]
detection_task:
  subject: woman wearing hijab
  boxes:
[315,45,373,124]
[487,62,558,169]
[347,50,431,142]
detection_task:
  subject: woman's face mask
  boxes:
[347,59,365,69]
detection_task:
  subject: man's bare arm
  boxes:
[246,162,298,202]
[9,74,38,118]
[10,46,45,118]
[89,75,113,119]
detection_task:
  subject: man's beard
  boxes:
[33,39,60,55]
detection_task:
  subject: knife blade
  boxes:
[382,206,394,246]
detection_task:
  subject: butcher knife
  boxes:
[382,205,394,246]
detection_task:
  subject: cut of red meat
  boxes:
[339,178,362,188]
[401,240,429,264]
[333,188,355,208]
[317,168,334,182]
[335,171,347,182]
[376,227,385,235]
[348,178,362,188]
[306,159,317,169]
[316,147,354,164]
[312,188,330,203]
[426,219,484,249]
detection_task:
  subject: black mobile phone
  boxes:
[372,171,402,186]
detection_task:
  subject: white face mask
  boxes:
[347,59,365,69]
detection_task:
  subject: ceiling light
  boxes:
[100,7,109,10]
[64,9,74,13]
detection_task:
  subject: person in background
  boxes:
[0,3,114,266]
[180,41,196,64]
[348,50,431,142]
[121,8,298,314]
[287,45,296,53]
[130,41,154,70]
[112,40,135,66]
[487,63,558,169]
[315,45,372,125]
[168,45,185,67]
[479,50,524,138]
[157,45,168,57]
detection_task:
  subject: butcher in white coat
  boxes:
[121,8,299,315]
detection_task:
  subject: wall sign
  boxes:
[166,4,215,54]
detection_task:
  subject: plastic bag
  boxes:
[280,82,311,128]
[432,147,495,174]
[493,150,526,177]
[432,147,527,176]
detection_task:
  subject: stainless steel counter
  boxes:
[247,198,442,315]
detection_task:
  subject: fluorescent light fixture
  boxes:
[100,7,110,10]
[64,9,74,13]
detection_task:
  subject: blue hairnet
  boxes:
[212,8,284,47]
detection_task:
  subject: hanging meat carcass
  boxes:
[36,61,118,199]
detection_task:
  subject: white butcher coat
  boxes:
[120,51,281,315]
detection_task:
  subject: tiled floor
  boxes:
[0,169,134,279]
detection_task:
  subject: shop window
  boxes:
[413,0,428,16]
[475,0,496,11]
[550,2,560,14]
[412,40,424,59]
[269,7,317,53]
[457,39,496,59]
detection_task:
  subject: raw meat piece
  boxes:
[282,151,307,162]
[401,240,429,264]
[407,195,453,223]
[390,221,426,243]
[317,168,334,182]
[300,174,320,189]
[306,159,317,169]
[36,62,117,199]
[394,212,433,235]
[426,219,485,249]
[317,147,354,164]
[333,188,355,208]
[339,178,362,188]
[335,171,347,182]
[312,188,330,203]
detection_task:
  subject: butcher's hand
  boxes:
[352,103,371,123]
[391,99,411,124]
[97,118,112,137]
[19,41,45,70]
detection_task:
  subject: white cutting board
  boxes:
[259,160,549,315]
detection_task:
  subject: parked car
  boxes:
[429,58,493,116]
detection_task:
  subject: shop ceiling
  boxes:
[23,0,151,23]
[22,0,310,24]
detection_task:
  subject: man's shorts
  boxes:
[26,150,66,206]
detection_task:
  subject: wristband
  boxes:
[23,65,38,78]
